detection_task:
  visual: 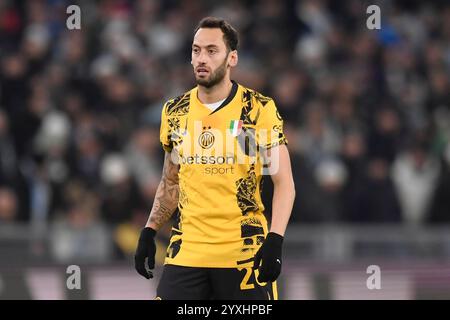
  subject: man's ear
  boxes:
[228,50,238,67]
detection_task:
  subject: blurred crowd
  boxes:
[0,0,449,262]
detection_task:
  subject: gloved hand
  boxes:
[134,227,157,279]
[252,232,284,283]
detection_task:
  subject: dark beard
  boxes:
[195,58,227,88]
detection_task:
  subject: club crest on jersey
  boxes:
[199,126,215,149]
[229,120,243,137]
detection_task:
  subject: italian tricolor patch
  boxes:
[229,120,243,136]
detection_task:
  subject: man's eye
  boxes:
[208,49,216,54]
[193,48,199,54]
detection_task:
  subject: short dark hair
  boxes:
[194,17,239,51]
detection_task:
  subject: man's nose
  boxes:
[197,50,208,64]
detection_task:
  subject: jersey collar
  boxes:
[194,80,239,115]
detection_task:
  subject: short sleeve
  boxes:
[256,99,288,150]
[160,102,173,152]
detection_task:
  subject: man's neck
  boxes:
[197,79,233,104]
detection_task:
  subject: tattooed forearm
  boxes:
[146,152,180,230]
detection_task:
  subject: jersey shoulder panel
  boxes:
[238,85,274,126]
[163,89,193,117]
[239,85,273,108]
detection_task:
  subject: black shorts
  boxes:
[156,264,278,300]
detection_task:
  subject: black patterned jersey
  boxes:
[159,81,287,268]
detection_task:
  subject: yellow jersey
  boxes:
[160,81,287,268]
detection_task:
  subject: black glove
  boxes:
[252,232,284,283]
[134,227,157,279]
